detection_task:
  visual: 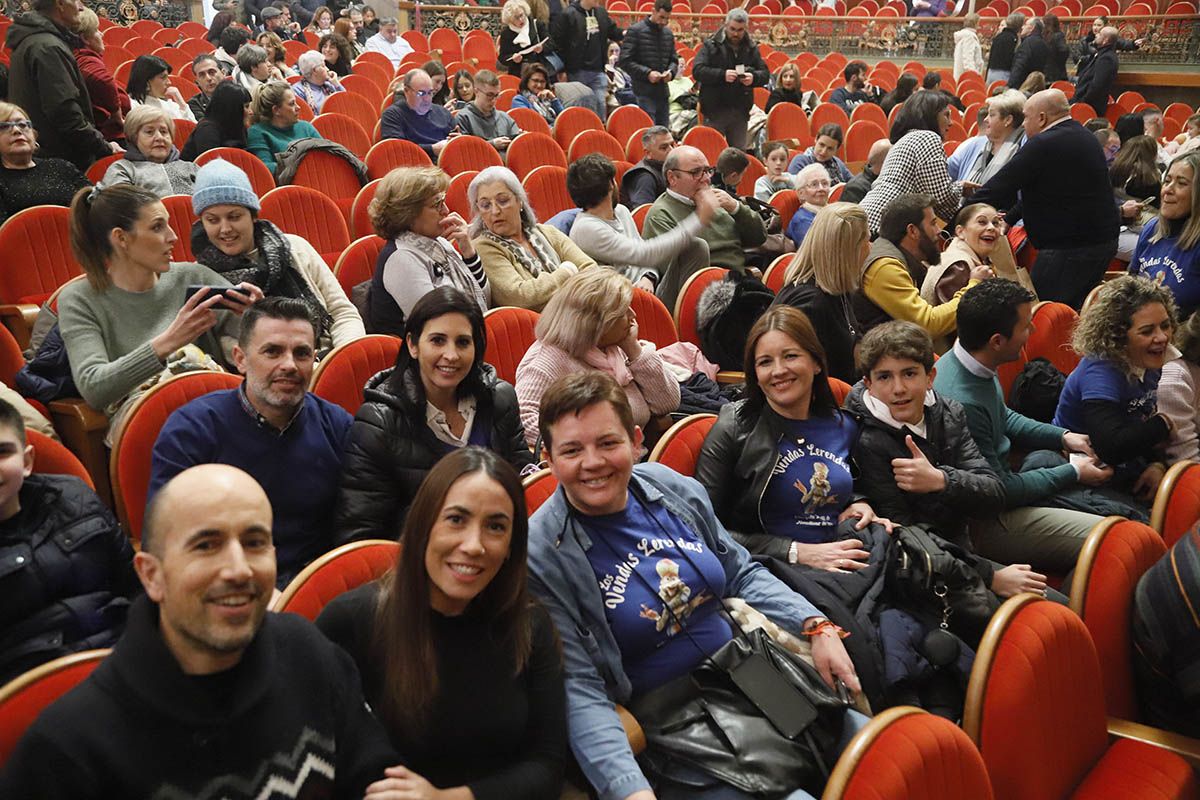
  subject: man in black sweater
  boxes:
[552,0,623,120]
[1008,16,1049,89]
[971,89,1119,310]
[1073,26,1121,117]
[618,0,677,127]
[0,464,400,800]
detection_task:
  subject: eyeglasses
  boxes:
[803,179,832,189]
[478,90,501,100]
[428,195,449,212]
[477,194,516,214]
[670,166,715,179]
[411,89,434,98]
[0,120,32,133]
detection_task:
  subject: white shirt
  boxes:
[952,340,997,379]
[365,32,414,68]
[133,94,196,124]
[425,396,478,448]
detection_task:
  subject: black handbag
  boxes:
[629,626,848,797]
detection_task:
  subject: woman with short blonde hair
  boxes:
[368,166,489,335]
[0,102,90,223]
[498,0,557,77]
[515,268,680,446]
[101,104,197,198]
[776,202,867,381]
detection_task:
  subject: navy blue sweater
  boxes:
[971,118,1119,251]
[381,98,454,158]
[148,387,353,584]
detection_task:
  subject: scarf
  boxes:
[124,142,181,163]
[481,225,562,277]
[511,19,531,47]
[395,231,488,311]
[583,344,634,386]
[521,90,558,124]
[966,129,1023,185]
[192,218,333,335]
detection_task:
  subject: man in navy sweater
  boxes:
[148,297,353,586]
[971,89,1119,309]
[381,68,458,159]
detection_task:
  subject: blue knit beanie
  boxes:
[192,158,261,216]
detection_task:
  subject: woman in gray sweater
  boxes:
[100,106,197,198]
[58,184,262,415]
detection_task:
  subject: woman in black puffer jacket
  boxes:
[334,287,535,544]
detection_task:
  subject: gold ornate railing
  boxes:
[401,3,1200,67]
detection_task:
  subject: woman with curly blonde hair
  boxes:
[368,166,490,336]
[1054,274,1178,500]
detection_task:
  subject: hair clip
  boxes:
[86,185,102,206]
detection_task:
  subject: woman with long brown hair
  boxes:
[317,447,565,799]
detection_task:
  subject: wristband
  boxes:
[801,619,849,639]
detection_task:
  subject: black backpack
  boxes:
[695,271,775,370]
[1008,357,1066,423]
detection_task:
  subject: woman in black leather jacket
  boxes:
[334,287,535,543]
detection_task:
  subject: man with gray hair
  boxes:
[365,16,413,69]
[381,68,457,157]
[691,8,769,149]
[5,0,118,170]
[1072,26,1121,117]
[455,70,523,152]
[620,125,675,207]
[1008,15,1048,89]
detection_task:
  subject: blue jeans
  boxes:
[569,69,609,120]
[655,709,871,800]
[636,91,671,127]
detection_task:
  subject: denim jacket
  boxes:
[527,462,822,800]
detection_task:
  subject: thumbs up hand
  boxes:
[890,434,947,494]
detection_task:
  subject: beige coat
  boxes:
[475,224,599,312]
[282,233,367,349]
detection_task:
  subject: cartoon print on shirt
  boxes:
[639,558,712,635]
[794,461,840,514]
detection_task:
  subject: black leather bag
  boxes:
[629,626,848,798]
[885,525,1000,648]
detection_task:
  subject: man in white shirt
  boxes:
[365,17,413,69]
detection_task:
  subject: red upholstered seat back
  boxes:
[631,287,678,350]
[260,185,352,267]
[334,235,386,298]
[323,91,381,137]
[111,372,243,542]
[648,414,717,476]
[311,113,372,158]
[161,194,198,262]
[438,135,503,177]
[967,598,1109,800]
[606,105,653,152]
[1027,301,1081,376]
[522,165,573,223]
[1154,461,1200,548]
[674,267,727,347]
[830,377,852,405]
[29,430,93,489]
[365,139,433,180]
[766,102,812,148]
[553,106,604,151]
[350,179,381,240]
[0,206,82,305]
[524,468,558,513]
[680,125,728,164]
[0,650,109,766]
[508,107,552,137]
[287,150,364,225]
[507,132,567,181]
[1070,518,1166,720]
[310,335,403,417]
[273,540,399,620]
[194,147,276,196]
[484,306,539,386]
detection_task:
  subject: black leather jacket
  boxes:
[694,399,866,559]
[334,363,535,544]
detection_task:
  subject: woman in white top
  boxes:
[127,55,196,123]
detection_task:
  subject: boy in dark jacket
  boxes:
[845,320,1048,600]
[0,398,137,685]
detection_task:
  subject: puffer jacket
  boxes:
[618,16,678,98]
[5,13,111,169]
[691,27,769,115]
[843,383,1004,562]
[334,363,535,544]
[694,398,867,559]
[0,474,138,685]
[952,28,985,80]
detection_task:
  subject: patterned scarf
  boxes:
[193,218,333,335]
[481,224,562,277]
[394,231,488,311]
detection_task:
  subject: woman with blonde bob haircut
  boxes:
[514,268,680,446]
[246,80,322,172]
[368,166,489,336]
[100,104,197,198]
[775,202,868,382]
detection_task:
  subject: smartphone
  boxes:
[185,285,240,304]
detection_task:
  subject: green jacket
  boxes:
[5,13,110,170]
[642,190,765,273]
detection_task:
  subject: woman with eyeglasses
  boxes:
[367,167,490,336]
[787,163,832,249]
[0,102,90,224]
[293,50,345,115]
[511,63,563,126]
[470,166,597,312]
[100,106,197,199]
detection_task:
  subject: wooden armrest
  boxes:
[1108,717,1200,768]
[49,398,113,508]
[716,370,745,385]
[0,303,39,351]
[615,704,646,755]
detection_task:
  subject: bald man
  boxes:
[970,89,1118,309]
[840,139,891,204]
[1073,25,1121,117]
[1,465,399,799]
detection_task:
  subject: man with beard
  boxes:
[147,297,353,586]
[0,464,399,799]
[854,192,993,340]
[828,60,878,114]
[381,68,457,158]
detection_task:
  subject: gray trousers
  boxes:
[969,504,1102,574]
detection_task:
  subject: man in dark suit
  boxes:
[971,89,1119,309]
[1073,26,1121,117]
[1008,16,1049,89]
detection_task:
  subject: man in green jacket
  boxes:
[642,144,765,306]
[6,0,115,171]
[932,279,1106,573]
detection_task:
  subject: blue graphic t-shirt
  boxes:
[1131,219,1200,319]
[760,413,857,543]
[1053,356,1160,436]
[581,498,733,695]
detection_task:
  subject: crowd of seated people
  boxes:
[3,7,1200,799]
